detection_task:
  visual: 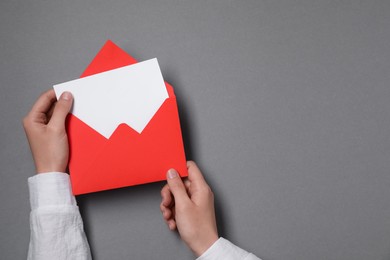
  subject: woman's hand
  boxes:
[160,161,219,256]
[23,90,73,173]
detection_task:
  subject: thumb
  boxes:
[167,169,190,204]
[49,92,73,128]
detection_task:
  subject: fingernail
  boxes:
[167,169,178,179]
[168,222,175,230]
[60,91,72,101]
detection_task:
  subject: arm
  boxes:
[28,172,91,260]
[23,90,92,260]
[160,161,261,260]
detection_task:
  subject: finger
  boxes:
[166,169,190,204]
[160,203,173,220]
[167,219,177,230]
[161,184,173,207]
[184,179,191,190]
[48,92,73,128]
[25,90,57,125]
[46,102,56,121]
[187,161,208,187]
[30,90,57,115]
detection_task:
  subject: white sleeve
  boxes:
[27,172,92,260]
[196,237,261,260]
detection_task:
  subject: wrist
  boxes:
[192,233,219,257]
[35,162,67,174]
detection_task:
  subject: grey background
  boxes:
[1,0,390,259]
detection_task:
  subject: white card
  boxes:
[53,58,168,138]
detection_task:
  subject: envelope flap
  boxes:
[81,40,138,78]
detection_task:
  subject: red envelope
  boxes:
[65,40,187,195]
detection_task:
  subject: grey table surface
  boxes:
[1,1,390,259]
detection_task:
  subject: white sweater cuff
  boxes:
[28,172,77,210]
[197,237,252,260]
